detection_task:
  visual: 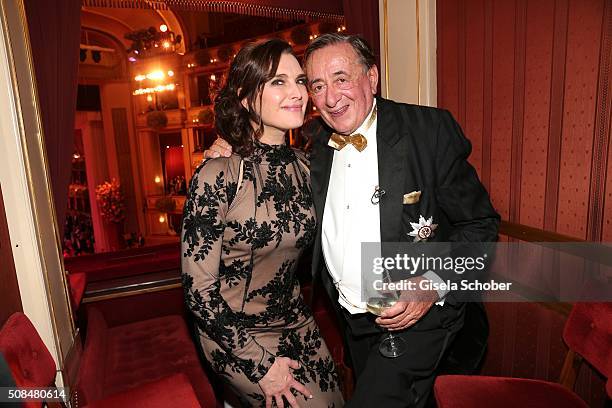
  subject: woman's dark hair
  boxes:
[215,39,294,156]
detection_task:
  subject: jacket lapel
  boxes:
[309,125,334,283]
[310,131,334,224]
[377,97,410,243]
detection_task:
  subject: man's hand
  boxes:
[258,357,313,408]
[375,276,439,331]
[203,137,232,159]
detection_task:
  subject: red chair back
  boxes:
[0,312,56,407]
[562,302,612,396]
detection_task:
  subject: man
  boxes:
[207,34,499,407]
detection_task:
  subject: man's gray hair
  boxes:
[303,33,376,71]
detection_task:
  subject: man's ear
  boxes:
[367,65,379,94]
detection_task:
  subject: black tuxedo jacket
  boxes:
[309,97,500,307]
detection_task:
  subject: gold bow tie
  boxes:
[328,133,368,152]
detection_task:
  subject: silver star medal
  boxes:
[408,215,438,242]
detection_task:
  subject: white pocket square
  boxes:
[403,191,421,205]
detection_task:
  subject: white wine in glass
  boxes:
[366,296,408,358]
[366,297,397,316]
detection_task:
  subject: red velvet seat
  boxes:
[0,312,203,408]
[83,373,201,408]
[78,307,216,407]
[0,313,56,408]
[67,272,87,311]
[435,375,588,408]
[434,303,612,408]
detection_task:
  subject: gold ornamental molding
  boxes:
[81,0,345,23]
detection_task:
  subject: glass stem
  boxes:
[386,330,397,347]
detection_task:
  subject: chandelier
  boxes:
[126,24,182,61]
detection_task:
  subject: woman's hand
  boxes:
[258,357,313,408]
[204,137,233,159]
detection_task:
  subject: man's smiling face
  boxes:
[305,42,378,135]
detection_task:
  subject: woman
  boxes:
[182,39,343,408]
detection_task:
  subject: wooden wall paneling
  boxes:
[588,0,612,241]
[482,0,494,189]
[544,0,570,232]
[489,0,516,220]
[556,0,604,239]
[457,0,467,127]
[464,0,486,175]
[437,0,611,404]
[603,94,612,240]
[510,0,528,223]
[500,302,518,375]
[437,0,460,117]
[512,302,540,377]
[519,0,556,229]
[0,185,22,327]
[438,0,609,241]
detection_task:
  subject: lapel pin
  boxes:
[408,215,438,242]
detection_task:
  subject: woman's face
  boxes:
[252,53,308,140]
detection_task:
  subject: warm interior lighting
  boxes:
[210,74,216,81]
[159,215,166,223]
[159,24,168,33]
[146,95,153,102]
[132,84,176,95]
[167,70,174,77]
[135,74,146,81]
[163,41,171,49]
[146,70,165,80]
[73,153,80,159]
[154,176,161,183]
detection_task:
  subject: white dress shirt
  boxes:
[322,101,379,314]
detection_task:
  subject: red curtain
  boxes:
[165,147,185,182]
[23,0,81,237]
[342,0,381,90]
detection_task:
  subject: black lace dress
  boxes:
[182,142,343,407]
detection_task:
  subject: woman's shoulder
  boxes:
[291,148,310,175]
[291,148,309,162]
[192,154,243,184]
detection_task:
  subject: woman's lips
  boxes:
[281,105,303,112]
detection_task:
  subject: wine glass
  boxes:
[366,273,408,358]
